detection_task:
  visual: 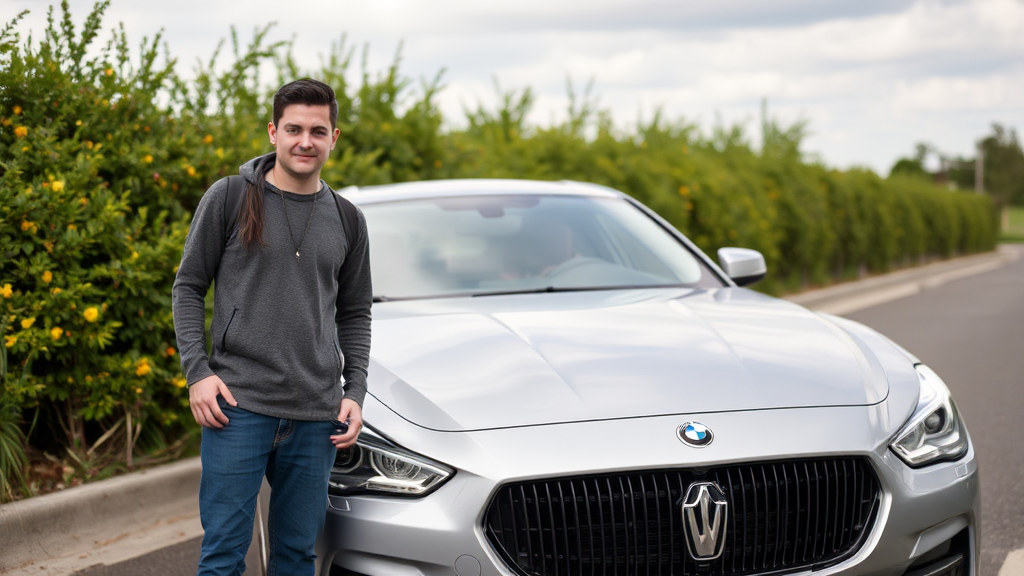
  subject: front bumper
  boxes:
[318,401,979,576]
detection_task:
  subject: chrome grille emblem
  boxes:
[681,481,728,561]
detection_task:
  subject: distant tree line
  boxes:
[890,124,1024,208]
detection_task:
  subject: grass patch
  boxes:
[1001,206,1024,243]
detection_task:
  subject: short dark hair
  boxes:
[272,78,338,129]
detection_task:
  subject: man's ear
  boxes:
[268,121,277,145]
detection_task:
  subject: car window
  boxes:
[361,194,723,300]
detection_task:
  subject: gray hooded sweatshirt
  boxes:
[171,153,371,421]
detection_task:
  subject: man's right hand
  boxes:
[188,375,237,429]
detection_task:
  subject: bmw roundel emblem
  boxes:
[677,422,714,447]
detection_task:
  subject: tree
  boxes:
[979,123,1024,207]
[889,143,932,180]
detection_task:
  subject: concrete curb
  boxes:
[0,458,201,574]
[0,245,1019,574]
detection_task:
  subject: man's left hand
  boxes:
[331,398,363,448]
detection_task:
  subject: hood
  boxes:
[367,288,890,431]
[239,152,275,184]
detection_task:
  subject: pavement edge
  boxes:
[0,457,201,572]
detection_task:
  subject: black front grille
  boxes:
[484,457,880,576]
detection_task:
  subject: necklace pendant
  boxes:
[295,251,300,261]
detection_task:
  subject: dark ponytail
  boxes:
[237,161,273,251]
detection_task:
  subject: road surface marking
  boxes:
[1000,548,1024,576]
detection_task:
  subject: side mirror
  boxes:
[717,247,767,286]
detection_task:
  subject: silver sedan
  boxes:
[306,179,977,576]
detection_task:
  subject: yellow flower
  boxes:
[67,224,77,230]
[104,68,113,76]
[203,134,214,144]
[172,377,187,389]
[51,287,62,295]
[678,186,690,196]
[1,284,12,298]
[135,387,143,394]
[135,361,151,377]
[85,375,93,382]
[20,317,35,329]
[83,307,99,322]
[12,105,22,115]
[42,271,53,284]
[50,327,63,340]
[166,347,176,356]
[43,241,54,253]
[186,166,196,177]
[143,154,153,164]
[21,220,33,231]
[75,120,82,126]
[14,126,27,137]
[0,118,9,127]
[79,198,89,205]
[4,335,16,348]
[434,159,443,169]
[51,180,65,192]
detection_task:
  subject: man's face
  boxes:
[268,104,340,181]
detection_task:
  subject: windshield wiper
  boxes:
[470,286,559,297]
[470,284,691,298]
[373,284,692,302]
[373,288,559,302]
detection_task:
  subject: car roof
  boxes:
[337,178,625,205]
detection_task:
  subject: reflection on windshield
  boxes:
[362,195,721,300]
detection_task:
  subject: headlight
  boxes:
[889,364,968,468]
[329,427,453,497]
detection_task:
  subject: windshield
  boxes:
[361,194,723,300]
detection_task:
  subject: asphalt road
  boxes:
[847,249,1024,576]
[74,250,1024,576]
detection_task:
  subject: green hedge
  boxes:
[0,2,997,500]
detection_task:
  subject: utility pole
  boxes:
[975,142,984,194]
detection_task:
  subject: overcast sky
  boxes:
[5,0,1023,174]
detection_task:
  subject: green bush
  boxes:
[0,3,197,496]
[0,1,998,500]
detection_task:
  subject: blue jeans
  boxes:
[197,400,337,576]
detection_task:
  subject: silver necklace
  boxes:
[277,188,318,261]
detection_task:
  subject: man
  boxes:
[172,78,371,576]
